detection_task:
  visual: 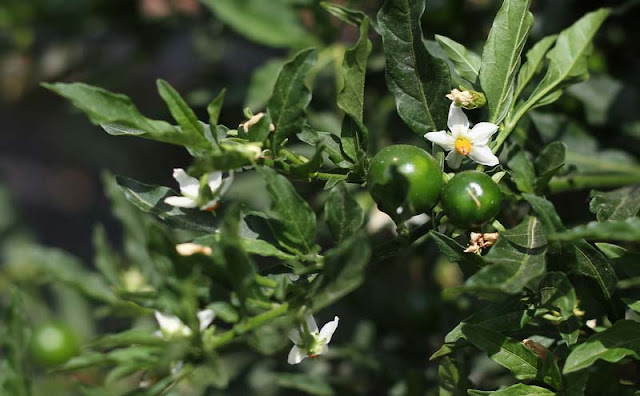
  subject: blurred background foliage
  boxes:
[0,0,639,394]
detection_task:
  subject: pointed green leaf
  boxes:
[267,49,317,152]
[429,231,487,268]
[324,183,364,243]
[515,34,558,99]
[539,271,576,320]
[482,384,555,395]
[461,323,538,380]
[207,89,226,127]
[479,0,534,124]
[321,2,368,27]
[465,217,547,295]
[589,186,640,222]
[520,8,610,112]
[564,320,640,373]
[551,218,640,242]
[534,142,565,193]
[338,17,372,159]
[156,79,204,142]
[377,0,451,135]
[43,82,206,148]
[508,149,536,193]
[246,58,286,112]
[201,0,315,48]
[438,356,471,396]
[115,176,220,233]
[257,167,317,255]
[435,35,481,83]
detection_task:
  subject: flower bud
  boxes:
[446,88,486,110]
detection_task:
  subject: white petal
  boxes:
[164,196,198,208]
[287,345,307,364]
[288,329,302,344]
[468,122,499,146]
[207,171,223,193]
[318,316,339,344]
[318,344,329,356]
[445,151,464,169]
[172,168,200,197]
[424,130,455,151]
[469,145,500,166]
[197,309,215,332]
[155,311,183,334]
[447,103,469,133]
[304,314,319,334]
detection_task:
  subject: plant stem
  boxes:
[208,303,290,349]
[548,174,640,194]
[280,148,306,165]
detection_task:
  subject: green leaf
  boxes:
[377,0,451,135]
[589,186,640,221]
[115,176,220,233]
[465,217,547,295]
[273,373,334,396]
[482,384,555,395]
[267,49,317,152]
[43,82,207,149]
[321,2,368,27]
[524,194,618,300]
[0,289,31,396]
[92,330,165,348]
[461,323,538,380]
[479,0,533,124]
[248,111,273,143]
[207,89,226,127]
[622,298,640,314]
[297,126,351,168]
[438,356,470,396]
[534,142,565,193]
[156,79,205,143]
[519,8,610,112]
[551,218,640,242]
[312,233,370,310]
[539,272,576,320]
[324,183,364,243]
[508,149,536,193]
[201,0,315,48]
[563,320,640,374]
[195,233,296,261]
[429,231,487,270]
[92,225,122,288]
[434,34,481,84]
[338,16,372,160]
[246,58,286,113]
[515,35,558,99]
[257,167,317,255]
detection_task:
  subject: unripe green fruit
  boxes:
[367,145,443,219]
[30,322,79,367]
[441,171,502,228]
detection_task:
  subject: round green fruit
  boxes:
[367,145,443,219]
[30,322,79,367]
[441,171,502,228]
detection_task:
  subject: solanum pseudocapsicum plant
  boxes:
[10,0,635,394]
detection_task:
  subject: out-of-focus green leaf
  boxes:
[461,323,538,380]
[589,186,640,222]
[324,183,364,243]
[92,330,164,348]
[92,225,122,288]
[43,82,208,149]
[312,233,370,310]
[207,89,226,128]
[268,49,317,152]
[479,0,533,124]
[435,35,481,84]
[257,167,317,255]
[518,8,610,113]
[538,271,576,320]
[438,356,470,396]
[338,16,371,160]
[246,59,286,113]
[377,0,451,135]
[508,149,536,193]
[195,233,296,261]
[563,320,640,374]
[465,217,547,295]
[321,2,367,27]
[534,142,565,193]
[0,289,31,396]
[201,0,315,48]
[475,384,555,395]
[116,176,220,233]
[156,79,204,143]
[567,75,623,126]
[622,298,640,314]
[273,373,334,396]
[551,218,640,242]
[515,35,558,98]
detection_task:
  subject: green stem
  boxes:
[208,303,290,349]
[548,173,640,194]
[280,148,306,165]
[254,274,278,288]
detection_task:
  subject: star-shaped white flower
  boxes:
[287,314,339,364]
[424,103,499,169]
[154,309,215,339]
[164,168,233,211]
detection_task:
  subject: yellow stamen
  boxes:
[455,138,472,156]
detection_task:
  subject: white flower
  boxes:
[175,242,212,256]
[154,309,215,339]
[164,168,233,211]
[424,103,499,169]
[287,314,339,365]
